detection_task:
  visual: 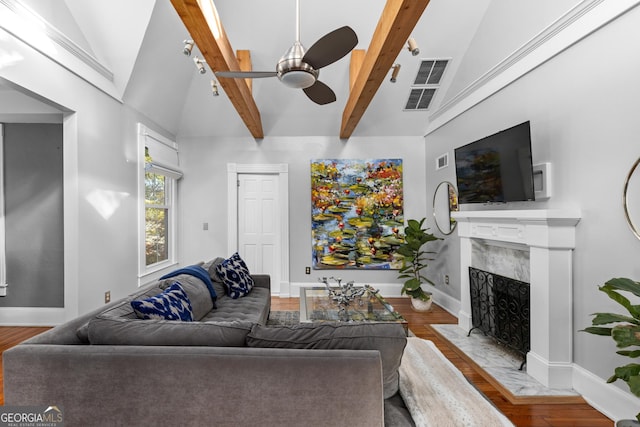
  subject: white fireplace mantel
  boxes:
[452,209,581,389]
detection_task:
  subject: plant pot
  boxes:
[411,296,432,312]
[616,420,640,427]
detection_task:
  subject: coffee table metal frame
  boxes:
[299,286,408,334]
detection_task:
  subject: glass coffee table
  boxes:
[299,286,408,335]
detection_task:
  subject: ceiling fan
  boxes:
[215,0,358,105]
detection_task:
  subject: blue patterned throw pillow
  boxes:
[131,282,194,321]
[215,252,254,299]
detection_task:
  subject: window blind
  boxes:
[141,125,182,179]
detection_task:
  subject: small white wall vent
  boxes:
[436,153,449,170]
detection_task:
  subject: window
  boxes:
[145,166,171,266]
[138,124,182,279]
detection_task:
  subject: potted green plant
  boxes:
[583,277,640,426]
[396,218,441,312]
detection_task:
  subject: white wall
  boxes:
[425,3,640,420]
[443,0,579,102]
[0,26,174,321]
[178,135,426,294]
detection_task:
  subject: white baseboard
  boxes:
[426,285,460,317]
[526,351,573,389]
[573,363,640,422]
[0,307,66,326]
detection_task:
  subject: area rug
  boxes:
[266,310,299,326]
[399,337,514,426]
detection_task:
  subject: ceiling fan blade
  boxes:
[302,26,358,70]
[215,71,277,79]
[303,80,336,105]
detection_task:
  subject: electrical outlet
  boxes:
[105,291,111,304]
[305,267,311,275]
[444,275,450,285]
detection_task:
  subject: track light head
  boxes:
[211,79,219,96]
[390,64,401,83]
[407,37,420,56]
[194,57,206,74]
[183,39,194,56]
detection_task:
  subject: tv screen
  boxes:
[454,121,535,204]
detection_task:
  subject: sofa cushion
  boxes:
[160,265,217,304]
[88,317,254,347]
[201,287,271,326]
[158,273,214,321]
[88,296,254,347]
[246,322,407,398]
[131,282,194,321]
[202,257,228,297]
[202,257,224,282]
[215,253,254,299]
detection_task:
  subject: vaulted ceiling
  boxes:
[170,0,431,138]
[1,0,581,139]
[129,0,496,138]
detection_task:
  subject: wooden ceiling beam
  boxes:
[349,49,366,92]
[340,0,431,139]
[236,50,252,93]
[171,0,264,138]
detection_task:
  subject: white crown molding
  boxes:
[0,0,113,81]
[425,0,640,135]
[0,0,121,101]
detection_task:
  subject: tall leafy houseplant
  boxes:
[583,277,640,423]
[397,218,441,307]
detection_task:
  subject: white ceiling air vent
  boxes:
[404,59,449,111]
[405,88,436,110]
[414,59,448,85]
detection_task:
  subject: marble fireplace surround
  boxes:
[452,209,581,389]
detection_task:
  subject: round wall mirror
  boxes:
[624,158,640,240]
[433,181,459,235]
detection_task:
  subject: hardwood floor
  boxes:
[273,297,614,427]
[0,299,613,426]
[0,326,49,405]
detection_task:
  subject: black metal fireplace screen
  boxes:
[468,266,530,369]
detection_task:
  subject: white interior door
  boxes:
[238,173,280,294]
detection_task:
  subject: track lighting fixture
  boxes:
[407,37,420,56]
[211,79,219,96]
[183,39,194,56]
[193,56,206,74]
[390,64,401,83]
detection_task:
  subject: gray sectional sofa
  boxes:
[3,258,411,427]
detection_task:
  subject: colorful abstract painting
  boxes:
[311,159,404,270]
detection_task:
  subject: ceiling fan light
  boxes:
[280,70,316,89]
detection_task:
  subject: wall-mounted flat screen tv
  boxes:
[454,121,535,204]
